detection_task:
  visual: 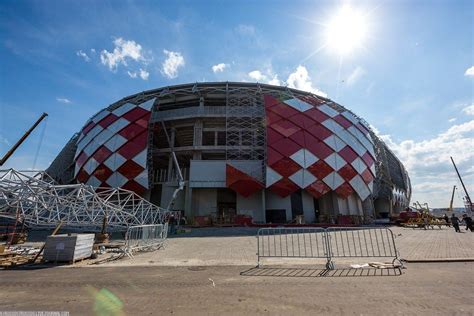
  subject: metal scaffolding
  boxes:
[0,169,168,231]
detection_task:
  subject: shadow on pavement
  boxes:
[240,266,402,277]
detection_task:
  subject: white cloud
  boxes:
[464,66,474,77]
[347,66,366,85]
[462,104,474,116]
[100,38,144,71]
[212,63,228,73]
[248,70,266,81]
[268,75,281,86]
[235,24,256,36]
[286,65,327,97]
[139,68,149,80]
[448,118,457,123]
[76,50,90,62]
[161,50,185,79]
[127,68,150,80]
[381,120,474,207]
[56,97,71,104]
[0,135,9,146]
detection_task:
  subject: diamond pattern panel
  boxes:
[226,164,264,197]
[73,98,155,195]
[264,94,378,201]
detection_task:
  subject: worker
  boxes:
[169,215,177,235]
[451,214,461,233]
[443,214,450,227]
[462,214,473,232]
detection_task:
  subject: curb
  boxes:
[402,258,474,263]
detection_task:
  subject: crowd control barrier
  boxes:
[257,227,401,269]
[124,223,168,258]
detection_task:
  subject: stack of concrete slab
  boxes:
[43,234,94,263]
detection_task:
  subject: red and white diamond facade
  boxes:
[73,99,155,195]
[47,83,410,220]
[264,94,376,202]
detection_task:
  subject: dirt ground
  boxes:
[1,262,473,315]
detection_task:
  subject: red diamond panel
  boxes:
[226,165,264,197]
[288,113,316,129]
[136,116,150,128]
[266,111,283,126]
[93,146,113,164]
[335,183,354,198]
[82,121,96,135]
[362,152,375,167]
[338,146,358,163]
[271,120,301,138]
[122,107,149,122]
[117,159,145,179]
[76,169,89,183]
[98,114,119,128]
[356,123,370,136]
[93,165,113,182]
[267,102,300,118]
[304,108,330,124]
[119,123,146,140]
[269,178,299,198]
[299,95,324,107]
[267,127,285,145]
[307,160,333,180]
[289,130,306,147]
[267,147,284,166]
[76,152,88,168]
[270,137,301,157]
[117,132,147,159]
[306,139,333,160]
[122,180,146,195]
[333,115,353,129]
[361,168,375,184]
[338,164,358,181]
[306,180,331,198]
[306,123,333,141]
[264,95,281,108]
[270,157,302,178]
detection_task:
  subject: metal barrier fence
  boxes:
[124,223,169,257]
[257,227,401,269]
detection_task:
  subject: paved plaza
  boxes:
[103,226,474,267]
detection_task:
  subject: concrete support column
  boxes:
[167,128,176,180]
[193,120,202,160]
[184,185,193,219]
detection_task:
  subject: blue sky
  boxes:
[0,0,473,207]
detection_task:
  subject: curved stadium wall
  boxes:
[47,82,411,223]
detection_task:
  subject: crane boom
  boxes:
[448,185,456,212]
[450,156,473,212]
[0,112,48,166]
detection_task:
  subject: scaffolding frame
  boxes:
[0,169,168,231]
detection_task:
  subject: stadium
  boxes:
[47,82,411,225]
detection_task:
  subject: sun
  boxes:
[325,5,368,56]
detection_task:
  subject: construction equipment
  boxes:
[0,112,48,166]
[401,202,447,229]
[448,185,456,213]
[450,156,473,213]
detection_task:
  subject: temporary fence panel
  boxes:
[326,227,398,258]
[256,227,401,269]
[257,227,329,266]
[124,223,168,257]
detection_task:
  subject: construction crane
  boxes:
[448,185,456,213]
[0,113,48,166]
[450,156,473,213]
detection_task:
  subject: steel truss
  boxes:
[0,169,168,231]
